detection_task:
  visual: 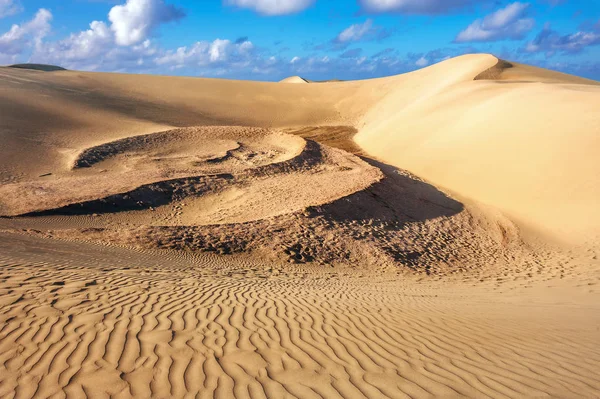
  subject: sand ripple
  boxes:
[0,233,598,398]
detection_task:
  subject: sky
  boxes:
[0,0,598,81]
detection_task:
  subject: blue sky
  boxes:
[0,0,598,81]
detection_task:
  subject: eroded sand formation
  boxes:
[0,54,599,398]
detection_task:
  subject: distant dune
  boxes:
[0,54,599,398]
[279,75,309,83]
[8,63,66,72]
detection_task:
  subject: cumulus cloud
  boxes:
[0,0,22,18]
[109,0,185,46]
[33,25,160,72]
[524,23,600,54]
[30,0,184,70]
[455,2,534,42]
[33,21,115,69]
[225,0,315,16]
[0,8,51,62]
[25,0,259,75]
[358,0,474,14]
[155,38,255,69]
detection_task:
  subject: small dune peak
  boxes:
[279,76,309,84]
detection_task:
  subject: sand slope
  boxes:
[355,54,600,241]
[1,55,599,398]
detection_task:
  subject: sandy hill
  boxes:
[354,55,600,242]
[0,54,599,398]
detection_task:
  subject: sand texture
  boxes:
[0,54,599,398]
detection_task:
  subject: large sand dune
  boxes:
[355,55,600,241]
[0,54,599,397]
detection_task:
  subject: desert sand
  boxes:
[0,54,599,398]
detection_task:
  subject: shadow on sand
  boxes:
[312,157,464,225]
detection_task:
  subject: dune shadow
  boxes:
[474,59,513,81]
[312,157,464,225]
[281,126,464,226]
[21,174,234,217]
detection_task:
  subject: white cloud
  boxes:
[24,0,258,74]
[33,32,158,72]
[0,8,51,62]
[155,38,255,69]
[324,19,391,50]
[225,0,315,16]
[337,19,374,43]
[358,0,473,14]
[0,0,22,18]
[209,39,231,62]
[109,0,184,46]
[455,2,534,42]
[30,0,183,70]
[33,21,113,69]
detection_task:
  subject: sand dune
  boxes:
[280,76,309,84]
[0,54,599,398]
[355,54,600,241]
